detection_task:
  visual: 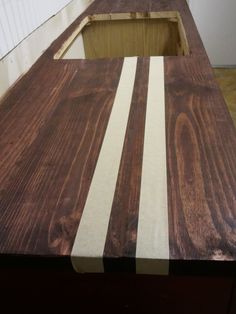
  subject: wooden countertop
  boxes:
[0,0,236,276]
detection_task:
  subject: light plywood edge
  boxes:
[54,11,189,59]
[54,16,90,59]
[176,11,189,55]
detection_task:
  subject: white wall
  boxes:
[189,0,236,66]
[0,0,93,99]
[0,0,74,59]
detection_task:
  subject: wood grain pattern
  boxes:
[0,0,235,279]
[136,57,168,275]
[0,59,123,255]
[165,56,236,265]
[56,12,189,59]
[0,62,76,189]
[103,57,149,272]
[214,68,236,127]
[82,19,180,58]
[71,57,137,273]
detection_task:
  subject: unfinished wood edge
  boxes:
[91,11,178,21]
[176,11,189,55]
[54,16,90,59]
[54,11,189,60]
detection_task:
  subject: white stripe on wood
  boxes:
[71,57,138,273]
[136,57,169,275]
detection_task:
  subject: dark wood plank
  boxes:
[0,62,77,189]
[103,57,149,272]
[0,59,123,256]
[0,0,235,278]
[165,56,236,262]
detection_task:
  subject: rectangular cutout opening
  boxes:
[55,12,189,60]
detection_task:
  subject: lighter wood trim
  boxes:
[71,57,137,273]
[54,11,189,59]
[176,12,189,55]
[136,57,169,275]
[54,16,90,59]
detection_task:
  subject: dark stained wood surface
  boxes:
[0,0,236,279]
[165,56,236,263]
[103,57,149,272]
[0,59,123,255]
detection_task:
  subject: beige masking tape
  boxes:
[71,57,138,273]
[136,57,169,275]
